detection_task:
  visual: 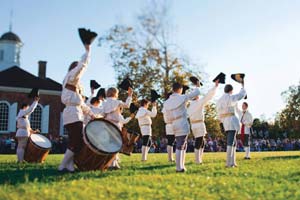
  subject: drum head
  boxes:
[85,119,122,154]
[30,134,52,149]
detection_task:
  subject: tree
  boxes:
[99,0,203,100]
[277,82,300,138]
[99,0,204,137]
[204,103,223,138]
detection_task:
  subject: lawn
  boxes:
[0,151,299,200]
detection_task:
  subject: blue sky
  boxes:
[1,0,299,120]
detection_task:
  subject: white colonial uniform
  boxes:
[187,86,217,138]
[162,88,200,136]
[101,96,132,130]
[15,100,39,162]
[187,85,217,164]
[162,87,200,171]
[135,106,157,136]
[216,87,247,167]
[216,88,247,132]
[59,50,94,172]
[237,107,253,158]
[61,51,94,125]
[16,100,38,137]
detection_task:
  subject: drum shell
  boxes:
[120,128,140,156]
[74,119,122,171]
[24,134,51,163]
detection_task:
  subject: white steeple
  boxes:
[0,10,23,71]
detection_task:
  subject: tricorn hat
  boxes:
[231,73,245,83]
[90,80,101,89]
[189,76,203,86]
[150,90,161,103]
[213,72,226,84]
[182,85,190,95]
[118,77,133,91]
[129,103,139,114]
[28,88,39,98]
[96,88,106,99]
[78,28,98,45]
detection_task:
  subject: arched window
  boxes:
[30,105,42,131]
[0,101,9,131]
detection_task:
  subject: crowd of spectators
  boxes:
[1,134,300,154]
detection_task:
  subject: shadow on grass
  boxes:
[0,163,112,186]
[262,155,300,160]
[137,164,172,171]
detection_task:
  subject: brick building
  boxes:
[0,31,64,139]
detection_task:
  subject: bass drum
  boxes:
[74,119,123,171]
[24,133,52,163]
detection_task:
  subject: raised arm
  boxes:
[201,85,218,106]
[119,87,133,108]
[19,100,39,118]
[67,47,91,85]
[147,105,157,118]
[230,88,247,104]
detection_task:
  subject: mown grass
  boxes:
[0,151,299,200]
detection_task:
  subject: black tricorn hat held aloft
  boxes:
[96,88,106,99]
[78,28,98,45]
[150,90,161,103]
[28,88,39,98]
[231,73,245,83]
[118,77,133,91]
[213,72,226,84]
[129,103,139,114]
[90,80,101,89]
[189,76,203,86]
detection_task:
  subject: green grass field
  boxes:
[0,151,299,200]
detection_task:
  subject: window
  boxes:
[0,50,4,61]
[30,105,42,131]
[0,102,9,131]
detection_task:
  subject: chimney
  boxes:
[38,61,47,79]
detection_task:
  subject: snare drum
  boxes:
[24,134,52,163]
[74,119,123,171]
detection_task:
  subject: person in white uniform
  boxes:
[236,102,253,159]
[162,81,201,172]
[101,87,133,169]
[135,99,157,161]
[59,44,95,172]
[187,80,219,164]
[15,97,40,163]
[216,83,246,168]
[83,97,104,126]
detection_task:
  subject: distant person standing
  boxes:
[217,83,246,168]
[237,102,253,159]
[135,99,157,161]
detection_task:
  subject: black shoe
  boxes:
[176,169,186,173]
[58,168,68,173]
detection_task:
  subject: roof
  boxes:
[0,32,22,43]
[0,66,62,91]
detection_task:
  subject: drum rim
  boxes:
[84,118,123,154]
[29,133,52,150]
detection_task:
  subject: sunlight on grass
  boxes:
[0,152,299,200]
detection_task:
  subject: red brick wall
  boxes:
[0,91,64,138]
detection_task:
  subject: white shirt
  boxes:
[187,86,217,137]
[237,108,253,135]
[101,96,132,130]
[162,88,200,136]
[16,101,38,137]
[135,106,157,136]
[119,114,132,129]
[216,88,247,132]
[83,105,104,126]
[61,50,93,125]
